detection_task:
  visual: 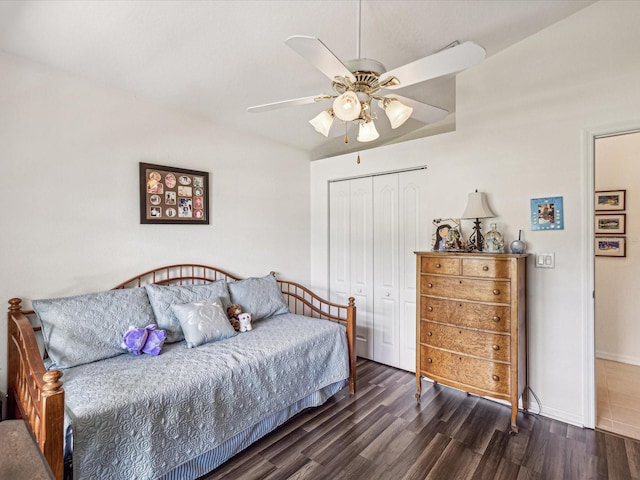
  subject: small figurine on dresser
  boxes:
[445,227,464,251]
[484,223,505,253]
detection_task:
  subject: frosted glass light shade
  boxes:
[384,100,413,129]
[461,191,495,219]
[333,91,362,121]
[357,121,379,142]
[309,110,334,137]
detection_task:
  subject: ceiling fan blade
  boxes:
[392,95,449,124]
[381,41,486,90]
[247,95,332,113]
[285,35,355,83]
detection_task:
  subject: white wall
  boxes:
[311,1,640,426]
[595,132,640,364]
[0,52,311,390]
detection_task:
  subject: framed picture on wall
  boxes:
[595,213,626,234]
[595,236,626,257]
[530,196,564,231]
[595,190,626,211]
[140,163,210,224]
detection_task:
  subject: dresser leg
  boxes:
[415,374,422,404]
[510,406,519,434]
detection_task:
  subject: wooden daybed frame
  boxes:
[7,264,356,480]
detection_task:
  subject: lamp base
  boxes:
[467,218,485,252]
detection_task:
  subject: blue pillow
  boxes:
[144,280,230,343]
[33,287,155,369]
[172,297,236,348]
[227,274,289,321]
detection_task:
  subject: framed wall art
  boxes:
[595,213,626,235]
[140,163,209,224]
[530,196,564,231]
[595,236,626,257]
[595,190,625,211]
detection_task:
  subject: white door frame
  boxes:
[583,120,640,429]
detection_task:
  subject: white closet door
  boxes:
[329,178,373,359]
[373,174,400,367]
[398,169,429,371]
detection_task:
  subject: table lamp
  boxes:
[461,190,495,252]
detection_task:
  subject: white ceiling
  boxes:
[0,0,594,160]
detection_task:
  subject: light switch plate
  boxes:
[535,253,555,268]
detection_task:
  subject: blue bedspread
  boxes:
[60,313,349,480]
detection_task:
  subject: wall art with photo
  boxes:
[530,196,564,231]
[140,163,209,224]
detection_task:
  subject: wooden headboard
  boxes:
[7,264,356,480]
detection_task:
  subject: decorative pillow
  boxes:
[121,324,167,356]
[33,287,155,369]
[144,280,230,343]
[227,274,289,321]
[171,297,236,348]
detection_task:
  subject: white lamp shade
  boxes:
[357,121,379,142]
[384,100,413,129]
[333,91,362,121]
[309,110,334,137]
[461,191,495,219]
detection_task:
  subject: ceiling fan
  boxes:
[247,10,486,144]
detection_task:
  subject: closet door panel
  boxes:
[349,178,374,359]
[398,170,428,371]
[373,174,400,368]
[329,181,351,306]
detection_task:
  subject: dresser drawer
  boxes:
[420,321,510,362]
[420,346,510,395]
[420,256,460,275]
[462,258,512,279]
[420,297,511,333]
[421,275,511,303]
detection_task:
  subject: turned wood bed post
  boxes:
[346,297,356,395]
[7,298,65,480]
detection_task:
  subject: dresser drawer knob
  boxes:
[492,375,500,381]
[492,316,500,322]
[492,344,500,351]
[427,358,433,363]
[435,263,441,268]
[427,306,433,312]
[482,266,489,271]
[493,289,500,295]
[427,283,433,288]
[427,331,432,337]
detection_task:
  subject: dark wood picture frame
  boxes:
[595,189,626,211]
[595,213,626,235]
[140,162,209,225]
[595,236,626,257]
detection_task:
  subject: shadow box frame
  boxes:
[139,162,210,225]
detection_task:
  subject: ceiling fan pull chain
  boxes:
[344,121,349,143]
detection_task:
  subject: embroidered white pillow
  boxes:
[171,297,236,348]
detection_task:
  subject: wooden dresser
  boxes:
[415,252,527,433]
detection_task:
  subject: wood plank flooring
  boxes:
[203,359,640,480]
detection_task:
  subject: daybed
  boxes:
[7,264,356,480]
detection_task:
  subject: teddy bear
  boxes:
[226,304,243,331]
[237,312,252,332]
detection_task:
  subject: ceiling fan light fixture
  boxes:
[357,120,379,142]
[333,91,362,121]
[309,109,334,137]
[384,99,413,129]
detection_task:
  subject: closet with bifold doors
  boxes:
[329,168,429,371]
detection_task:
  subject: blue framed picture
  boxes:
[531,196,564,231]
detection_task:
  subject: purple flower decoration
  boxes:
[142,324,166,356]
[122,326,149,355]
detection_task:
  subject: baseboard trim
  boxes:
[596,351,640,366]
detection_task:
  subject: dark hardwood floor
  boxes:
[204,359,640,480]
